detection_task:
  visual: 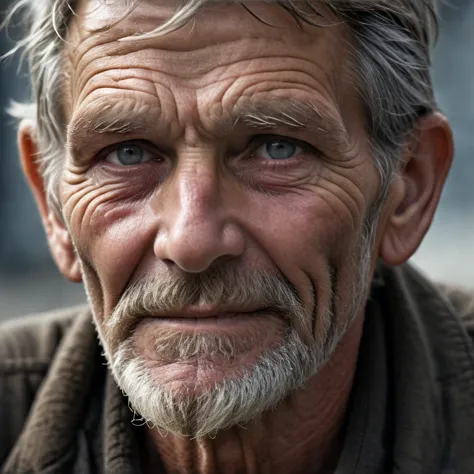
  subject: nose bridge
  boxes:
[154,151,245,272]
[176,156,219,226]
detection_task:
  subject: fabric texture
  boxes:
[1,263,474,473]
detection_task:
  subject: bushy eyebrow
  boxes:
[90,113,145,135]
[229,99,335,129]
[67,96,349,150]
[68,101,153,144]
[226,98,349,145]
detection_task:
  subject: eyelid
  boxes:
[247,135,314,159]
[250,135,312,150]
[95,136,316,164]
[97,139,161,162]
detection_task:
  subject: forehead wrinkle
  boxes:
[67,0,345,89]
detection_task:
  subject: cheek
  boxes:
[62,178,157,317]
[249,188,366,328]
[254,188,358,273]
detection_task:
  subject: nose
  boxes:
[153,160,245,273]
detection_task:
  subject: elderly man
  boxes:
[1,0,474,473]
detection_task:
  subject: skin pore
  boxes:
[18,1,453,473]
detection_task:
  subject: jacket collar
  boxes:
[4,307,101,473]
[377,264,474,473]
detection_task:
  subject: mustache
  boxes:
[105,266,307,351]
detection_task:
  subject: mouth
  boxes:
[156,305,272,318]
[107,306,283,352]
[144,307,279,331]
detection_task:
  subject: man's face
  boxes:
[61,0,382,435]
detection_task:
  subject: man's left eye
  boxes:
[255,139,303,160]
[104,143,154,166]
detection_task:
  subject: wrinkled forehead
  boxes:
[64,0,351,120]
[75,0,182,33]
[69,0,344,53]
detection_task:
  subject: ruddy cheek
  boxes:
[72,164,165,239]
[63,178,157,312]
[91,206,156,302]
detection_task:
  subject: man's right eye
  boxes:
[104,142,155,166]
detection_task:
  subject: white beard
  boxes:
[108,321,338,438]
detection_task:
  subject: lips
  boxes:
[107,304,279,353]
[142,308,279,330]
[151,305,271,319]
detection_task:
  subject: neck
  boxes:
[142,315,364,474]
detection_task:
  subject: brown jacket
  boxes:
[1,263,474,474]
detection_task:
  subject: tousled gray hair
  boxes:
[3,0,439,211]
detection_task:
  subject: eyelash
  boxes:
[95,140,161,163]
[249,135,314,164]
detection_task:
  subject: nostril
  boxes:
[162,258,175,268]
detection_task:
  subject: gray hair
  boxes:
[3,0,439,212]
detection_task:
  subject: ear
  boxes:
[18,121,82,283]
[380,112,454,266]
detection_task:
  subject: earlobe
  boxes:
[380,112,454,266]
[18,121,82,283]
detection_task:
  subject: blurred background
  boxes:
[0,1,473,319]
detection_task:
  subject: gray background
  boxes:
[0,1,473,319]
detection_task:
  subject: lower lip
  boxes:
[143,312,277,331]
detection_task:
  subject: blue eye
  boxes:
[257,139,302,160]
[105,143,154,166]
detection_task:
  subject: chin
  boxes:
[142,353,266,398]
[107,328,322,438]
[120,316,287,395]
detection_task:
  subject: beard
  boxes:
[112,324,326,438]
[87,214,378,438]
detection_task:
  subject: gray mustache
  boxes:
[106,267,305,348]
